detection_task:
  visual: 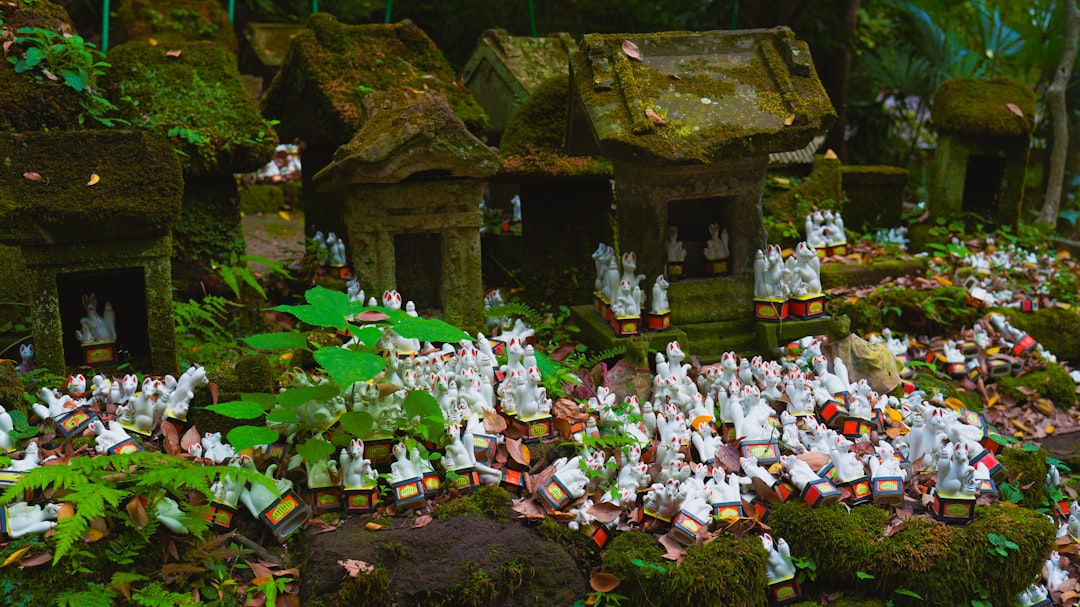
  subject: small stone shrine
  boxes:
[261,14,488,238]
[0,130,183,373]
[565,27,837,358]
[462,28,576,140]
[313,90,500,331]
[929,77,1035,229]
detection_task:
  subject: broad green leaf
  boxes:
[8,410,37,439]
[269,303,348,331]
[856,571,875,579]
[24,46,42,67]
[314,346,385,387]
[403,390,441,420]
[306,284,352,312]
[392,315,473,344]
[206,401,266,420]
[296,437,335,463]
[227,425,279,451]
[61,69,84,91]
[894,589,922,599]
[266,409,299,423]
[340,410,374,438]
[241,392,277,408]
[277,383,340,409]
[242,331,308,351]
[348,325,383,348]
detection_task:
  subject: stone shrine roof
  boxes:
[463,29,576,100]
[567,27,835,165]
[931,77,1036,138]
[261,14,488,147]
[314,90,501,189]
[0,130,183,246]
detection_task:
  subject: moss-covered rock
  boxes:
[499,75,613,178]
[841,164,909,231]
[764,154,843,221]
[931,78,1036,137]
[302,514,583,606]
[0,130,182,246]
[102,41,278,177]
[768,502,1055,606]
[828,285,979,337]
[261,14,488,147]
[998,446,1050,508]
[567,28,835,165]
[432,485,513,522]
[113,0,237,54]
[602,530,767,607]
[999,362,1077,409]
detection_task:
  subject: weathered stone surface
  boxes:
[841,164,908,231]
[261,14,488,147]
[463,29,576,136]
[113,0,237,54]
[301,514,583,606]
[764,153,843,220]
[315,90,500,187]
[931,77,1036,137]
[567,27,836,165]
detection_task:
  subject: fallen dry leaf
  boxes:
[1006,103,1023,118]
[86,173,100,186]
[412,514,433,528]
[784,113,795,126]
[339,559,375,577]
[23,172,45,183]
[658,533,685,561]
[355,310,390,323]
[247,560,275,581]
[125,497,149,528]
[17,551,52,568]
[180,425,201,452]
[645,108,666,126]
[166,49,183,58]
[505,438,530,469]
[2,546,31,568]
[483,410,507,434]
[621,39,642,61]
[365,522,385,531]
[590,571,622,593]
[587,501,623,524]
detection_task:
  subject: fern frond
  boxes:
[484,302,544,327]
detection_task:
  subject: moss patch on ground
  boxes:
[114,0,237,53]
[601,530,767,607]
[432,485,513,522]
[998,306,1080,366]
[830,285,980,336]
[999,361,1078,409]
[102,40,278,176]
[998,446,1050,508]
[768,502,1055,606]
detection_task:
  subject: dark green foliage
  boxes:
[999,362,1078,409]
[997,446,1050,508]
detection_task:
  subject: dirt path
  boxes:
[242,209,306,269]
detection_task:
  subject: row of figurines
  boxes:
[591,245,670,318]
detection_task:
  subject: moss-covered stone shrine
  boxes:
[929,77,1036,228]
[462,28,577,140]
[0,130,183,374]
[261,14,489,238]
[565,27,837,359]
[314,90,501,331]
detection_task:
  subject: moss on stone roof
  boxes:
[113,0,237,54]
[931,77,1036,137]
[500,74,612,178]
[0,130,182,246]
[463,29,575,96]
[0,0,92,131]
[260,14,489,147]
[101,41,278,176]
[314,89,500,188]
[568,27,835,165]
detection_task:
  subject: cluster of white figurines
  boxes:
[665,224,730,264]
[74,293,116,346]
[946,237,1065,310]
[591,244,669,319]
[804,210,846,250]
[312,230,347,268]
[753,242,822,300]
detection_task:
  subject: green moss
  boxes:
[114,0,237,53]
[240,184,287,214]
[998,306,1080,365]
[172,174,246,292]
[327,566,395,607]
[570,28,835,165]
[841,165,909,231]
[999,362,1077,409]
[0,130,183,246]
[536,516,599,570]
[764,155,843,220]
[602,531,766,607]
[768,502,1055,606]
[102,41,277,176]
[431,486,513,522]
[998,447,1050,508]
[932,78,1036,137]
[500,75,613,178]
[261,14,488,147]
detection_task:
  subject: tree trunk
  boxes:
[1038,0,1080,225]
[821,0,861,162]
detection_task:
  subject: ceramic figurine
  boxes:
[762,534,797,583]
[542,456,589,501]
[326,232,347,267]
[382,290,403,311]
[829,437,866,483]
[592,243,615,294]
[1067,501,1079,539]
[643,478,687,520]
[75,293,116,345]
[611,279,641,317]
[32,387,75,421]
[1046,551,1069,590]
[754,245,789,300]
[805,212,827,248]
[666,227,687,263]
[0,405,13,452]
[90,420,135,454]
[791,242,822,294]
[6,441,40,472]
[607,455,650,507]
[15,343,34,376]
[1018,584,1049,607]
[741,456,779,487]
[210,466,244,508]
[347,280,365,305]
[822,210,846,245]
[4,502,60,539]
[691,423,723,464]
[510,194,522,223]
[936,442,975,498]
[703,223,730,260]
[152,492,190,534]
[109,374,138,405]
[780,454,819,492]
[239,462,294,519]
[388,442,422,484]
[306,456,338,489]
[164,365,208,420]
[312,231,329,265]
[116,379,158,435]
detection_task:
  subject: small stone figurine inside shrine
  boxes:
[75,293,116,345]
[703,223,730,276]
